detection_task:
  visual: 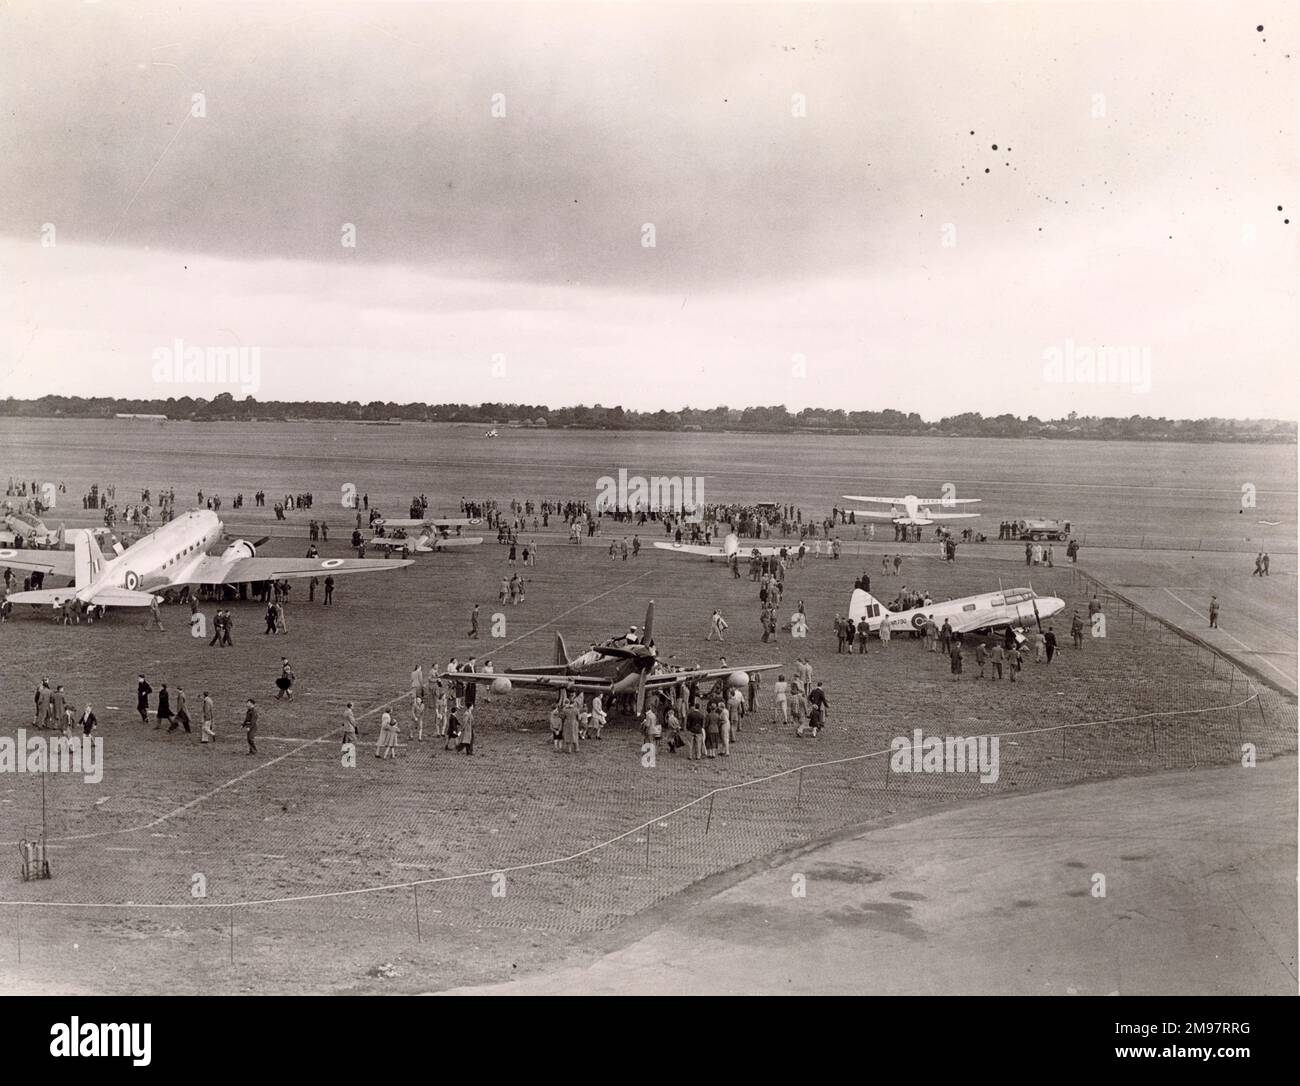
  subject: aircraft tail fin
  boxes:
[72,530,105,588]
[555,632,571,667]
[723,533,739,558]
[848,588,892,623]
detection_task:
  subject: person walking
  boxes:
[468,603,480,638]
[1044,627,1058,663]
[169,686,192,734]
[242,699,259,755]
[1209,595,1220,628]
[136,674,152,725]
[706,608,728,642]
[146,595,164,632]
[201,691,216,744]
[323,575,335,605]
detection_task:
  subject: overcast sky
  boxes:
[1,0,1295,418]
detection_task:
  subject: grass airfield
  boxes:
[1,521,1292,993]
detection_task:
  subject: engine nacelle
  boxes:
[727,670,750,690]
[490,676,513,696]
[221,539,257,561]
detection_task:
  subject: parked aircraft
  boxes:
[438,601,778,716]
[848,585,1065,636]
[0,509,411,609]
[652,531,788,561]
[843,493,982,526]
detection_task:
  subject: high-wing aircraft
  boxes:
[0,508,62,547]
[438,601,779,716]
[652,531,788,561]
[0,509,411,609]
[848,585,1065,637]
[842,494,982,526]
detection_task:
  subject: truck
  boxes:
[1014,517,1072,541]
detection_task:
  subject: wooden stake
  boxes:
[414,885,422,943]
[228,907,235,966]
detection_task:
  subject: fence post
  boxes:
[705,793,715,834]
[228,906,235,966]
[413,885,422,943]
[15,906,20,966]
[796,770,803,810]
[645,822,652,868]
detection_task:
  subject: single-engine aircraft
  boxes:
[0,508,63,547]
[438,601,779,716]
[0,509,412,609]
[842,493,982,526]
[848,585,1065,638]
[652,531,788,561]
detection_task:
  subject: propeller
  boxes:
[633,668,648,717]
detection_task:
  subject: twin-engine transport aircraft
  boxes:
[653,531,787,561]
[439,601,779,716]
[0,509,412,609]
[848,585,1065,636]
[843,494,982,526]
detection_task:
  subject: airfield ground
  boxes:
[1,522,1294,994]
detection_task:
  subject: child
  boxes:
[549,706,564,752]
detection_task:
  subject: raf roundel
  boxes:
[910,612,927,630]
[320,558,346,568]
[0,549,16,560]
[124,569,141,590]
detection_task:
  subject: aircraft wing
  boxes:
[652,542,725,558]
[435,670,615,694]
[379,516,481,529]
[185,554,413,584]
[0,547,76,578]
[921,511,981,520]
[841,495,902,505]
[917,498,981,505]
[848,509,900,520]
[642,663,781,689]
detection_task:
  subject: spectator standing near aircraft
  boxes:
[1209,595,1220,628]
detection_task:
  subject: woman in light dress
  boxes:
[773,674,790,726]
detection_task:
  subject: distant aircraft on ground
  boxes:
[438,601,779,716]
[843,494,982,526]
[652,531,788,561]
[848,585,1065,637]
[366,530,483,555]
[0,509,63,547]
[368,514,484,554]
[0,509,411,610]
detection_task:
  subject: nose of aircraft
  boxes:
[1044,596,1066,619]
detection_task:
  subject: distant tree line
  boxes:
[1,395,1294,442]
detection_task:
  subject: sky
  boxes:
[0,0,1296,419]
